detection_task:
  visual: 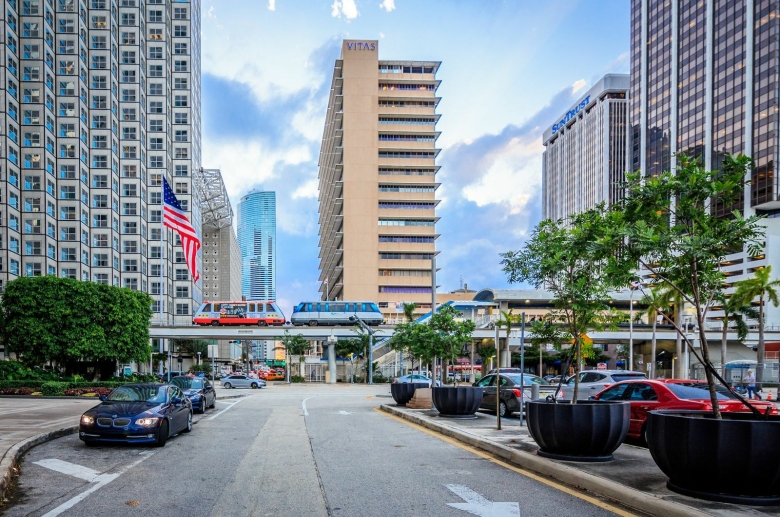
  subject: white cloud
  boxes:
[572,79,587,94]
[202,139,311,199]
[379,0,395,13]
[292,179,319,199]
[332,0,359,19]
[268,0,276,11]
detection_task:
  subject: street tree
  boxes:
[280,330,311,378]
[714,290,758,377]
[429,304,476,386]
[640,288,666,379]
[501,205,632,402]
[734,265,780,390]
[614,153,764,417]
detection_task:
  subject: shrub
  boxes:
[40,382,69,396]
[290,375,305,383]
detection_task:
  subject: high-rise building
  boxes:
[237,190,276,301]
[318,39,441,320]
[631,1,780,332]
[0,0,202,326]
[542,74,629,222]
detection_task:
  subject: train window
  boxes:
[202,303,211,312]
[344,303,353,312]
[262,303,270,312]
[369,303,379,312]
[213,303,220,311]
[331,303,345,312]
[294,303,304,312]
[306,303,313,312]
[360,303,367,312]
[250,303,257,312]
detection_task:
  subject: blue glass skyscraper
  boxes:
[237,190,276,301]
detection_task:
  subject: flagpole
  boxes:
[158,178,165,376]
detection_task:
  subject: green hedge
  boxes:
[0,380,126,396]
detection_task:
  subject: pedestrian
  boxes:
[745,370,759,400]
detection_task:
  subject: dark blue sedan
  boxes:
[170,376,216,413]
[79,383,192,447]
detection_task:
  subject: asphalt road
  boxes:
[3,385,636,517]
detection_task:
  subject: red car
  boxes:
[592,379,777,443]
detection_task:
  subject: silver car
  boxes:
[221,374,266,389]
[393,374,442,387]
[557,370,647,400]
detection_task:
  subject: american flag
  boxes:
[163,177,200,282]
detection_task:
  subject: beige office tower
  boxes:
[318,40,440,321]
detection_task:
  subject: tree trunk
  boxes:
[698,312,721,418]
[651,317,657,379]
[757,297,766,391]
[675,306,684,378]
[572,340,581,403]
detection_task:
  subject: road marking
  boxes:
[40,451,155,517]
[34,459,103,482]
[301,396,318,416]
[446,484,520,517]
[374,408,639,517]
[208,396,249,420]
[337,410,352,415]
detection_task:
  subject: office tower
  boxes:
[631,0,780,329]
[237,189,276,301]
[0,0,202,327]
[318,39,441,320]
[542,74,630,222]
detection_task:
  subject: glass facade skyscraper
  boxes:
[237,190,276,301]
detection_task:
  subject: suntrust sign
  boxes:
[346,41,376,51]
[551,96,590,134]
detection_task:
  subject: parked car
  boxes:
[162,371,187,382]
[487,368,526,375]
[475,373,556,417]
[170,376,217,413]
[557,370,647,400]
[262,372,285,381]
[544,374,570,384]
[79,383,192,447]
[393,374,442,387]
[592,379,778,443]
[221,374,266,389]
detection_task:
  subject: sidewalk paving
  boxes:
[381,404,780,517]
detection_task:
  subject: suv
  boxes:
[558,370,647,400]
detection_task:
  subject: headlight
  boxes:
[136,417,160,427]
[81,415,94,425]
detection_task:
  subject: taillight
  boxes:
[511,389,522,398]
[602,384,611,388]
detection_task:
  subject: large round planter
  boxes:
[390,382,428,406]
[526,400,630,462]
[432,386,483,418]
[647,410,780,505]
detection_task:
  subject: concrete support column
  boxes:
[327,343,337,384]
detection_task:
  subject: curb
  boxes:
[0,425,78,501]
[215,394,247,400]
[0,395,104,400]
[380,405,713,517]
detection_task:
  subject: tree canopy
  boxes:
[1,276,153,368]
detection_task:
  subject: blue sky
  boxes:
[200,0,630,317]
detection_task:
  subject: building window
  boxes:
[176,303,190,315]
[175,286,189,298]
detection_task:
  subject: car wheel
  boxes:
[258,320,267,327]
[182,412,192,433]
[223,382,232,389]
[251,382,258,389]
[308,320,318,326]
[199,399,207,413]
[499,401,509,417]
[209,396,216,409]
[211,321,220,327]
[642,424,650,446]
[155,420,169,447]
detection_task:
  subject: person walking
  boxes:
[745,370,760,400]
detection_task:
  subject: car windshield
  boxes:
[506,374,550,385]
[611,374,648,382]
[107,386,166,403]
[171,378,203,390]
[666,383,735,400]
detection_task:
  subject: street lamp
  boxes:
[349,314,374,384]
[327,333,337,384]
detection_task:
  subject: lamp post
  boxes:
[495,321,501,431]
[211,346,215,383]
[629,291,634,372]
[327,333,337,384]
[349,314,374,384]
[197,351,201,366]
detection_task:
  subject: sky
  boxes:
[200,0,631,318]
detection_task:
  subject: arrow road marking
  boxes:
[34,459,104,482]
[445,484,520,517]
[337,410,352,415]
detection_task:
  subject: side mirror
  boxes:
[99,394,107,401]
[472,382,478,387]
[588,396,596,401]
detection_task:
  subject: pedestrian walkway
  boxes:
[381,404,780,517]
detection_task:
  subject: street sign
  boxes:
[122,366,132,376]
[597,363,607,370]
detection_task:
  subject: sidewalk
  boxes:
[381,404,780,517]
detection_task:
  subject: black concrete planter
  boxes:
[390,382,428,406]
[432,386,483,418]
[526,400,630,462]
[647,410,780,505]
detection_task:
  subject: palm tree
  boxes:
[402,302,417,323]
[734,266,780,389]
[640,289,665,379]
[496,310,515,369]
[714,291,758,377]
[280,330,311,381]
